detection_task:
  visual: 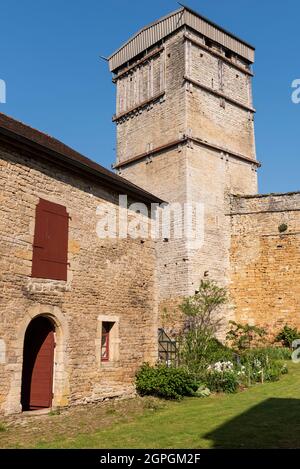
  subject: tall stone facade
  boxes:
[109,6,300,335]
[229,193,300,335]
[109,6,259,331]
[0,114,160,415]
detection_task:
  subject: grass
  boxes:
[1,362,300,448]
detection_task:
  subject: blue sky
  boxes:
[0,0,299,194]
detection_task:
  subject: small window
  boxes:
[225,49,233,59]
[205,38,213,48]
[101,322,114,362]
[32,199,69,281]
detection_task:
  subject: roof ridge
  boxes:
[0,112,164,204]
[108,6,255,71]
[107,7,183,60]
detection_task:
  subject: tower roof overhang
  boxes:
[108,5,255,72]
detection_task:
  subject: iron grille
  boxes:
[158,328,179,367]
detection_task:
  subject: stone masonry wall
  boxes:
[0,145,158,414]
[114,27,257,335]
[115,30,186,164]
[186,29,256,159]
[230,193,300,337]
[186,144,257,290]
[115,30,190,333]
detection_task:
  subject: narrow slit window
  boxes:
[101,322,114,362]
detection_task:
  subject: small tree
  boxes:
[179,279,228,373]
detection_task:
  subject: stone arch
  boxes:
[6,304,69,414]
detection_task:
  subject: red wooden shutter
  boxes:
[32,199,69,281]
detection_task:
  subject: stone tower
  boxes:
[108,6,259,330]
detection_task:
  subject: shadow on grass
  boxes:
[204,398,300,448]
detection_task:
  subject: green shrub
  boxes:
[136,363,199,400]
[275,325,300,348]
[251,346,291,361]
[179,336,235,374]
[226,321,267,351]
[204,370,239,393]
[204,338,235,364]
[195,345,289,393]
[241,348,288,365]
[240,349,288,384]
[264,361,288,382]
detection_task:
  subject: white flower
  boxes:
[253,359,262,369]
[207,360,234,373]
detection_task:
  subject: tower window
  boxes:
[225,49,233,59]
[205,38,213,48]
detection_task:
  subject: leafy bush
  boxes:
[275,325,300,348]
[226,321,266,351]
[174,280,290,394]
[240,349,288,384]
[136,363,199,400]
[202,348,289,393]
[204,368,239,393]
[241,348,284,365]
[204,338,235,364]
[179,335,234,374]
[264,361,288,382]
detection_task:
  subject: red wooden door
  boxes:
[21,317,55,411]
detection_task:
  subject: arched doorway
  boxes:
[21,316,55,411]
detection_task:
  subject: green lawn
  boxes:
[34,362,300,449]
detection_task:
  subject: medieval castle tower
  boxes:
[108,6,260,328]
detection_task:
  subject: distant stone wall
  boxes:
[0,145,158,414]
[229,193,300,337]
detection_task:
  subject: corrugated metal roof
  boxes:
[108,6,255,72]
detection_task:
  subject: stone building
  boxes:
[0,113,161,414]
[108,6,300,334]
[0,5,299,415]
